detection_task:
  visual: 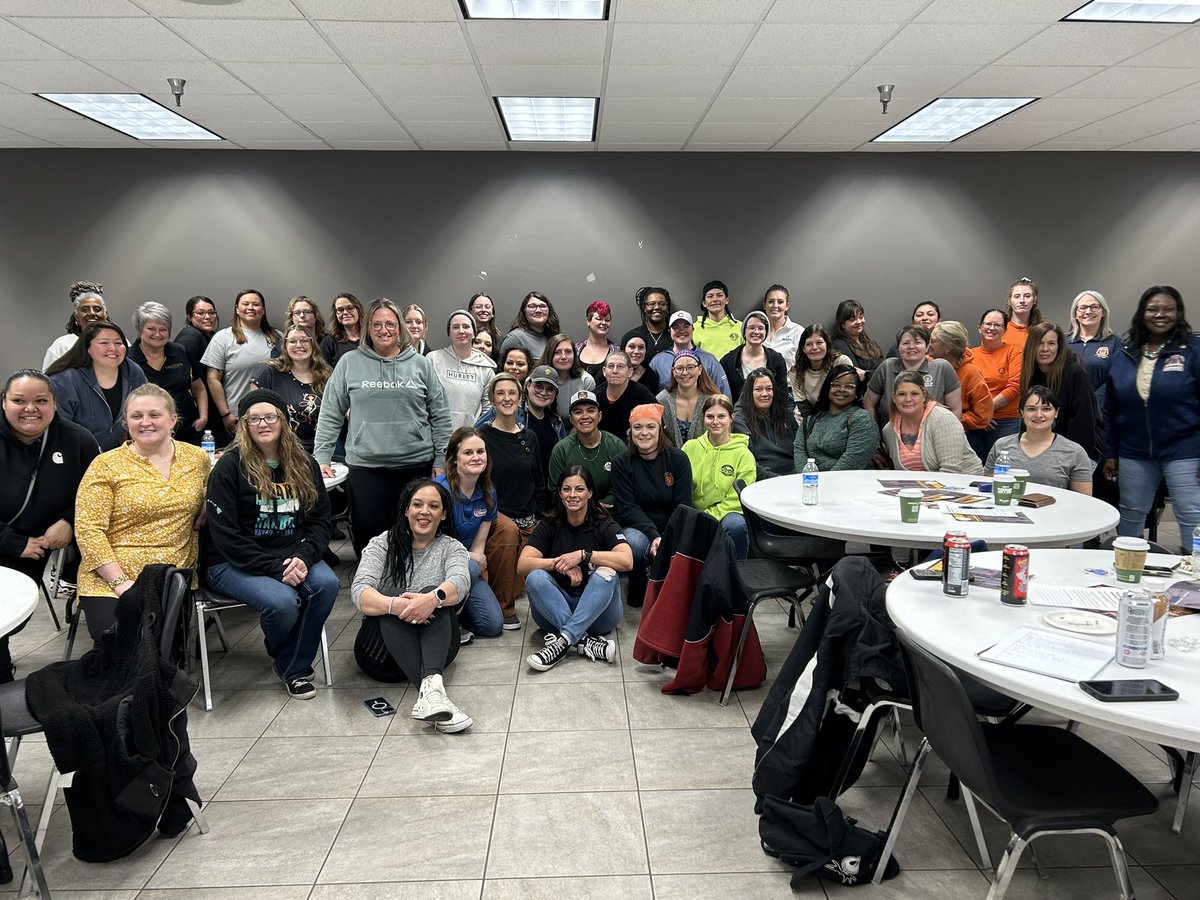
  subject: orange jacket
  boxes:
[956,358,994,431]
[964,344,1023,420]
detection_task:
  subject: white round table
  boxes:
[741,471,1119,550]
[887,549,1200,755]
[1,567,40,637]
[323,463,349,490]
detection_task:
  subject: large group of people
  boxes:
[7,275,1195,730]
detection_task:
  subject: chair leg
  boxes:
[186,797,210,835]
[962,787,995,879]
[36,580,61,633]
[720,595,766,706]
[320,626,333,686]
[61,606,79,663]
[872,737,931,885]
[1173,751,1196,834]
[1099,830,1137,900]
[4,787,50,900]
[1029,842,1049,880]
[890,706,909,768]
[211,611,231,652]
[985,834,1028,900]
[197,603,214,711]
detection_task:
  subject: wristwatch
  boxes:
[435,587,447,608]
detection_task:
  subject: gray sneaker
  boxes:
[577,634,617,664]
[502,614,522,631]
[527,633,571,671]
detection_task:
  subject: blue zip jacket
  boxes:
[49,360,148,451]
[1103,334,1200,462]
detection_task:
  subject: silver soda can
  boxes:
[1116,591,1152,669]
[1149,593,1169,660]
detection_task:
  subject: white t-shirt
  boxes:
[201,327,275,413]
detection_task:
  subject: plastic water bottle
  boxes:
[994,448,1011,477]
[801,458,819,506]
[201,429,216,463]
[1192,525,1200,569]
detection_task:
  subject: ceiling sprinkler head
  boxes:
[877,84,895,115]
[167,77,186,107]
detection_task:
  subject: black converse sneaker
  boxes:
[527,633,570,671]
[286,678,316,699]
[577,634,617,664]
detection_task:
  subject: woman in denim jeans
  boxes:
[1103,285,1200,553]
[519,466,632,673]
[204,388,338,700]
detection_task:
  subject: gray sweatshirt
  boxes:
[351,532,471,611]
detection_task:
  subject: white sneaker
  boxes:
[434,699,473,733]
[411,687,453,722]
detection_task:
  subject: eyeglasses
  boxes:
[192,310,217,318]
[334,306,356,314]
[673,365,699,374]
[246,414,280,425]
[525,303,549,312]
[285,338,312,346]
[604,362,629,371]
[369,322,399,332]
[1075,304,1101,312]
[292,309,314,318]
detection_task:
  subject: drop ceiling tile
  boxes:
[0,137,58,147]
[140,92,291,122]
[599,122,695,141]
[358,64,484,96]
[319,21,473,65]
[328,140,418,150]
[237,140,329,149]
[482,64,601,96]
[296,0,457,20]
[767,0,927,23]
[405,121,505,142]
[940,141,1035,151]
[609,23,755,66]
[163,18,339,63]
[596,142,687,150]
[89,59,256,94]
[1035,140,1124,150]
[770,142,860,151]
[139,138,238,149]
[828,65,979,100]
[601,97,708,122]
[955,121,1086,142]
[1006,97,1141,123]
[0,20,70,59]
[305,121,412,141]
[1116,123,1200,150]
[801,97,926,124]
[951,65,1101,96]
[3,118,135,140]
[224,62,367,94]
[271,93,393,121]
[468,21,607,66]
[598,65,724,98]
[1119,24,1200,67]
[690,121,791,142]
[422,141,511,150]
[1055,66,1200,99]
[998,23,1176,67]
[13,16,207,61]
[720,65,854,98]
[0,93,86,119]
[0,59,128,92]
[207,120,317,142]
[619,0,772,23]
[776,122,882,143]
[377,95,495,120]
[685,142,775,150]
[740,23,901,67]
[0,0,142,14]
[1054,119,1174,142]
[870,22,1045,66]
[703,97,816,123]
[50,137,143,146]
[914,0,1081,22]
[137,0,303,17]
[1092,98,1200,128]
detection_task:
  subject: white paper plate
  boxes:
[1041,610,1117,636]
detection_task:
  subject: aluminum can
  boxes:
[943,534,971,597]
[1116,591,1152,669]
[999,544,1029,606]
[1149,592,1169,660]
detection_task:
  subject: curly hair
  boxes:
[234,403,320,514]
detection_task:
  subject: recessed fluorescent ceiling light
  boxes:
[37,93,222,141]
[462,0,607,19]
[873,97,1036,143]
[496,96,596,142]
[1064,1,1200,23]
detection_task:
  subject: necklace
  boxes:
[576,437,603,461]
[646,328,669,352]
[1142,344,1164,360]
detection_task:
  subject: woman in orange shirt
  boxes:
[965,308,1023,460]
[929,321,992,432]
[1003,276,1042,349]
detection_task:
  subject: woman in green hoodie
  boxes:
[313,298,453,556]
[682,394,756,559]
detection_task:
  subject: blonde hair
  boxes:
[266,325,332,394]
[124,382,176,417]
[234,407,319,514]
[931,321,968,360]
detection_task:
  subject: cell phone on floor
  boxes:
[1078,679,1179,702]
[363,697,397,717]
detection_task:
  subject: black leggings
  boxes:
[347,462,433,557]
[80,595,119,642]
[353,608,460,683]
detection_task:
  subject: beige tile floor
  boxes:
[3,516,1197,899]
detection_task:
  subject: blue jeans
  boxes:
[460,559,504,636]
[207,560,339,681]
[967,417,1021,463]
[1116,457,1200,550]
[623,527,651,571]
[721,512,749,560]
[525,568,623,646]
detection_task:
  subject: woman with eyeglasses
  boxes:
[47,320,148,451]
[282,296,326,346]
[620,286,674,369]
[1005,277,1042,350]
[793,324,853,417]
[1103,285,1200,551]
[882,373,983,475]
[500,291,560,362]
[313,298,452,556]
[794,364,880,473]
[986,387,1092,494]
[683,395,756,559]
[721,311,790,415]
[43,281,110,371]
[202,289,281,437]
[596,350,655,440]
[734,368,796,479]
[205,388,337,700]
[320,292,364,367]
[658,348,721,448]
[402,303,431,356]
[1066,291,1121,411]
[1020,322,1100,461]
[539,334,595,419]
[964,308,1023,460]
[251,325,332,452]
[576,301,620,383]
[127,301,208,445]
[176,295,224,444]
[621,333,660,395]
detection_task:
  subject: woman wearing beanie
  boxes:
[204,388,338,699]
[427,310,497,430]
[720,310,791,416]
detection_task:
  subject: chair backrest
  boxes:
[733,478,769,558]
[159,566,192,664]
[896,632,1002,812]
[1098,535,1172,555]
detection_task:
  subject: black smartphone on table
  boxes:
[1079,679,1179,702]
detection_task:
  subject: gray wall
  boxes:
[3,148,1199,370]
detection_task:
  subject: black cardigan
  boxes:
[720,345,791,407]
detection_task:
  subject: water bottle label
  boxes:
[802,474,817,486]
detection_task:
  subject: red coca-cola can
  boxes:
[1000,544,1030,606]
[943,532,970,597]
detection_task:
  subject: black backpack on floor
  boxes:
[759,794,901,888]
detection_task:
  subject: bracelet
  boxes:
[387,597,395,616]
[105,575,131,590]
[221,410,232,417]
